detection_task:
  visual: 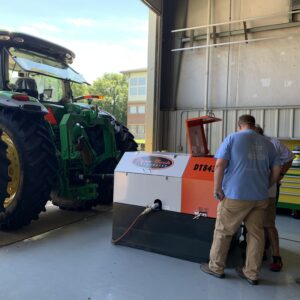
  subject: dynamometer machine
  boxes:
[112,115,222,262]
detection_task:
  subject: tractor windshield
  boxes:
[8,48,88,84]
[6,48,87,102]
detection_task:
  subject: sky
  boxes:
[0,0,149,83]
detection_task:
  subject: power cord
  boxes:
[112,200,162,244]
[279,237,300,243]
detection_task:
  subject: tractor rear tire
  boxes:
[0,109,57,230]
[0,130,9,215]
[113,120,138,155]
[97,121,137,204]
[51,121,137,210]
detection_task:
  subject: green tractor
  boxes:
[0,31,137,230]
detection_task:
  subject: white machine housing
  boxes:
[114,152,190,212]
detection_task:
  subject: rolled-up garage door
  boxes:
[140,0,162,15]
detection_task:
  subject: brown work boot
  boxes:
[236,267,259,285]
[200,263,225,279]
[270,256,283,272]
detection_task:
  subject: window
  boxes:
[128,125,137,135]
[138,86,146,95]
[129,106,137,114]
[127,125,145,139]
[137,125,145,134]
[129,76,147,97]
[138,77,146,85]
[34,74,64,101]
[129,105,145,114]
[7,49,64,102]
[130,87,137,96]
[138,105,145,114]
[291,0,300,21]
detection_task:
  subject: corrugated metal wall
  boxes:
[160,107,300,154]
[156,0,300,153]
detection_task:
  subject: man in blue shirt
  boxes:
[200,115,281,285]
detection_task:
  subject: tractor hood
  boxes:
[0,91,48,114]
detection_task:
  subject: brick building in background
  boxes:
[121,68,147,149]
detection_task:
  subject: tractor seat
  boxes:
[15,78,39,99]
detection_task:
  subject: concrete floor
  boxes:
[0,208,299,300]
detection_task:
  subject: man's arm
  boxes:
[277,140,294,180]
[214,158,228,201]
[280,159,293,180]
[269,165,281,188]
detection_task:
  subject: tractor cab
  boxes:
[0,30,88,105]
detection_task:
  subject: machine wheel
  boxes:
[52,120,137,210]
[0,109,57,230]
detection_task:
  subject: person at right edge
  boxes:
[255,125,294,272]
[200,114,281,285]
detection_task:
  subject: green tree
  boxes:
[71,82,90,98]
[89,73,128,124]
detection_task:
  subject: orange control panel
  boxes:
[181,156,218,218]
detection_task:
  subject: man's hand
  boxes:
[214,189,225,201]
[214,158,228,201]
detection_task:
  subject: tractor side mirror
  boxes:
[43,88,53,100]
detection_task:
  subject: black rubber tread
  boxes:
[0,109,57,230]
[0,130,9,213]
[86,126,105,155]
[113,120,138,154]
[52,118,137,209]
[96,120,137,204]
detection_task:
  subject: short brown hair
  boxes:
[238,114,255,127]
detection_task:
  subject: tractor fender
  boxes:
[98,109,116,121]
[0,93,48,114]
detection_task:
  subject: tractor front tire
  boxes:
[0,110,57,230]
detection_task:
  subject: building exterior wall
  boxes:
[148,0,300,153]
[127,108,146,124]
[122,69,147,146]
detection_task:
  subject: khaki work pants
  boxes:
[209,198,269,280]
